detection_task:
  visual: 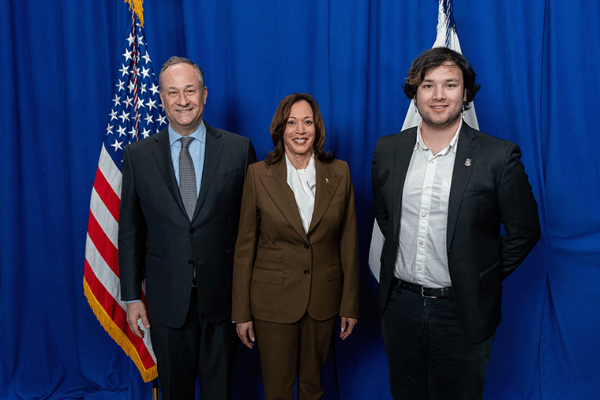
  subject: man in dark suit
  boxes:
[118,56,256,400]
[372,48,540,400]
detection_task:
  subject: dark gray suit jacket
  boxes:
[372,122,540,343]
[119,123,256,327]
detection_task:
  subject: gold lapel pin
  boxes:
[325,178,330,184]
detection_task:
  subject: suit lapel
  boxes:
[447,124,479,249]
[193,123,223,221]
[392,128,418,239]
[151,128,188,216]
[307,160,341,235]
[259,159,308,241]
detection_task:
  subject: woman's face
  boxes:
[283,100,315,163]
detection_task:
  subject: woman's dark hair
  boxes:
[265,93,334,165]
[403,47,480,110]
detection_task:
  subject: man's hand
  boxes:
[126,301,151,339]
[236,321,255,349]
[340,317,357,340]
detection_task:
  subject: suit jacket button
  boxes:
[304,243,309,249]
[188,260,193,265]
[190,228,195,234]
[304,270,310,275]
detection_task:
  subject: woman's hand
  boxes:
[236,321,255,349]
[339,317,357,340]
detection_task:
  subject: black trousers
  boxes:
[150,290,238,400]
[382,281,494,400]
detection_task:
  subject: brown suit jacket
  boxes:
[232,157,359,324]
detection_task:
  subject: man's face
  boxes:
[159,63,207,136]
[415,62,467,131]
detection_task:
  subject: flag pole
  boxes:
[152,379,160,400]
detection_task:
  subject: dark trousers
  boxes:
[382,281,494,400]
[253,313,337,400]
[150,290,238,400]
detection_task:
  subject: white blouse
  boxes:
[285,154,316,233]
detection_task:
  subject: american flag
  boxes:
[83,6,165,382]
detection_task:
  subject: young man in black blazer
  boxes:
[372,48,540,400]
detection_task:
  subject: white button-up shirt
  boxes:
[394,120,462,288]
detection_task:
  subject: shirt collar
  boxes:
[414,118,463,155]
[285,152,315,172]
[168,120,206,146]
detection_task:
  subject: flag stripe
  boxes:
[98,144,123,200]
[93,166,121,222]
[86,232,121,296]
[90,186,119,249]
[87,210,120,277]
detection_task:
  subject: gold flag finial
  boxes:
[125,0,144,26]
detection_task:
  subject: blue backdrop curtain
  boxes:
[1,0,599,399]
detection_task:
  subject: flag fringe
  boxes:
[83,279,158,382]
[125,0,144,26]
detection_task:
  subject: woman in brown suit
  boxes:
[232,93,359,400]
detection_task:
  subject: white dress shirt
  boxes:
[394,120,462,288]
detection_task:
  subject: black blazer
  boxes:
[119,123,256,327]
[372,122,540,343]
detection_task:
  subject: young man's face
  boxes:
[415,62,467,131]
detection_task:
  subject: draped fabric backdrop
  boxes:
[1,1,599,399]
